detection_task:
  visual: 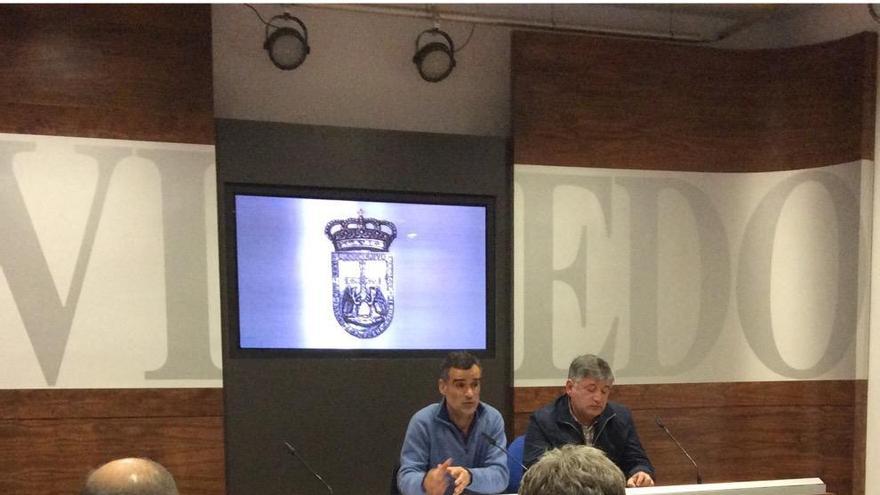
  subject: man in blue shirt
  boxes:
[398,351,509,495]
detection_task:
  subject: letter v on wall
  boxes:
[0,141,123,386]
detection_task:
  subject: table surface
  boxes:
[502,477,827,495]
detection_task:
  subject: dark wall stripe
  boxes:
[215,119,512,495]
[512,31,876,171]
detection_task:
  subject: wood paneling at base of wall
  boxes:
[514,380,862,495]
[0,388,224,495]
[852,380,867,495]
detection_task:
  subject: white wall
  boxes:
[513,161,871,386]
[0,133,221,389]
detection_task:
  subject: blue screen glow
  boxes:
[234,194,488,350]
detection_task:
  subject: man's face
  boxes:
[439,364,482,418]
[566,377,612,424]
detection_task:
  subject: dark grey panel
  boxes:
[216,119,512,495]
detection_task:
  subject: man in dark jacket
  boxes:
[523,354,655,487]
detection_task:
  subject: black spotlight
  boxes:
[413,28,456,82]
[264,13,310,71]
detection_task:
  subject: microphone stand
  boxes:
[481,432,527,472]
[655,417,702,484]
[284,440,335,495]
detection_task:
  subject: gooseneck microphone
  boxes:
[654,416,702,484]
[284,440,335,495]
[481,432,527,471]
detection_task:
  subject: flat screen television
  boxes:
[224,183,494,356]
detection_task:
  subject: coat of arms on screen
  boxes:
[325,210,397,338]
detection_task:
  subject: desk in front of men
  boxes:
[503,477,828,495]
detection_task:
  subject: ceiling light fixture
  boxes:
[264,13,310,71]
[412,28,456,83]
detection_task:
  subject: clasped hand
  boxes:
[423,458,471,495]
[626,471,654,487]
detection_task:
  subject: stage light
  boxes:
[413,28,456,82]
[264,13,310,71]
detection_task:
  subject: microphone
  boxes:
[481,432,527,471]
[655,416,702,484]
[284,440,334,495]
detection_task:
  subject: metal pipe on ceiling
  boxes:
[301,3,716,44]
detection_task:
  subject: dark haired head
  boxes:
[440,351,480,380]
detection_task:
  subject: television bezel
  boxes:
[223,182,497,359]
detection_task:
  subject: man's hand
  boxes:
[423,458,452,495]
[447,466,471,495]
[627,471,654,487]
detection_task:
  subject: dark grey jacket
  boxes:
[523,394,655,479]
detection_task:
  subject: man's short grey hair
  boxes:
[519,445,626,495]
[81,458,179,495]
[568,354,615,383]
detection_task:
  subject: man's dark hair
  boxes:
[440,351,481,380]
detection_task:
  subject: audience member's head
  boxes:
[519,445,626,495]
[81,458,179,495]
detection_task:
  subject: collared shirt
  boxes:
[568,401,596,446]
[438,399,481,444]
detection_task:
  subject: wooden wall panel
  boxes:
[514,381,861,495]
[852,381,867,495]
[0,5,219,495]
[0,5,214,144]
[0,389,224,495]
[512,31,876,171]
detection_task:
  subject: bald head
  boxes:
[82,458,178,495]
